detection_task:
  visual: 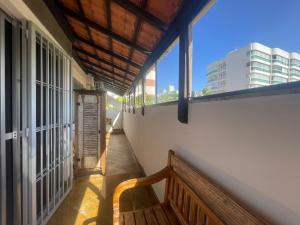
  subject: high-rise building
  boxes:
[206,42,300,94]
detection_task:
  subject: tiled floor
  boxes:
[47,134,158,225]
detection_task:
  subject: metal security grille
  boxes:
[83,103,98,156]
[31,24,73,225]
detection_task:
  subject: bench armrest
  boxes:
[113,167,170,225]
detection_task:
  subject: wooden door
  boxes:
[77,94,101,169]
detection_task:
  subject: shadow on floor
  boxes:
[47,134,158,225]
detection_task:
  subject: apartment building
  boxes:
[144,66,156,96]
[206,42,300,94]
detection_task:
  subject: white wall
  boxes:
[106,95,123,132]
[123,93,300,225]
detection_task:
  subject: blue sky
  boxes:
[156,0,300,92]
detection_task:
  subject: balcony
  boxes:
[0,1,299,225]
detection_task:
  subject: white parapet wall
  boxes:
[123,93,300,225]
[106,93,123,133]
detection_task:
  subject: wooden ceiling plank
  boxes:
[122,0,147,86]
[59,3,151,54]
[74,47,138,77]
[105,0,117,87]
[89,71,128,89]
[75,35,142,69]
[84,62,133,82]
[96,79,127,93]
[111,0,167,31]
[89,70,127,89]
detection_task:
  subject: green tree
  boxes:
[116,96,124,103]
[144,94,155,105]
[202,87,211,96]
[158,91,178,103]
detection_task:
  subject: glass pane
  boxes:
[6,140,13,224]
[5,20,12,133]
[43,85,47,126]
[43,175,47,211]
[36,36,41,82]
[157,41,179,103]
[36,84,41,127]
[36,132,41,176]
[36,180,41,220]
[135,79,142,108]
[144,66,156,105]
[42,130,47,171]
[192,0,300,97]
[42,42,47,83]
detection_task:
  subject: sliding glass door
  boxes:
[0,10,24,225]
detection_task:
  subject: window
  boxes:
[251,62,270,73]
[272,55,289,66]
[135,79,142,108]
[144,66,156,105]
[250,50,271,62]
[192,0,300,97]
[129,90,134,112]
[290,59,300,67]
[156,40,179,103]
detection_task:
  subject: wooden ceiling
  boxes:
[44,0,209,94]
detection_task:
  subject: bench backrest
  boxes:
[164,151,269,225]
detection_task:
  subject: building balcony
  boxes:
[272,60,289,68]
[250,55,271,65]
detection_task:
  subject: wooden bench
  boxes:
[113,150,269,225]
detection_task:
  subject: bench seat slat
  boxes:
[120,204,181,225]
[153,205,170,225]
[124,212,135,225]
[161,203,181,225]
[134,210,147,225]
[144,207,159,225]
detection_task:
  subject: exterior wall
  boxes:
[226,45,250,91]
[72,59,94,89]
[123,93,300,225]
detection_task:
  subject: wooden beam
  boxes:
[82,61,133,82]
[87,69,129,88]
[122,0,147,87]
[105,0,116,85]
[78,56,137,77]
[74,89,105,95]
[75,35,143,69]
[111,0,167,31]
[59,4,151,54]
[86,66,133,83]
[90,74,127,91]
